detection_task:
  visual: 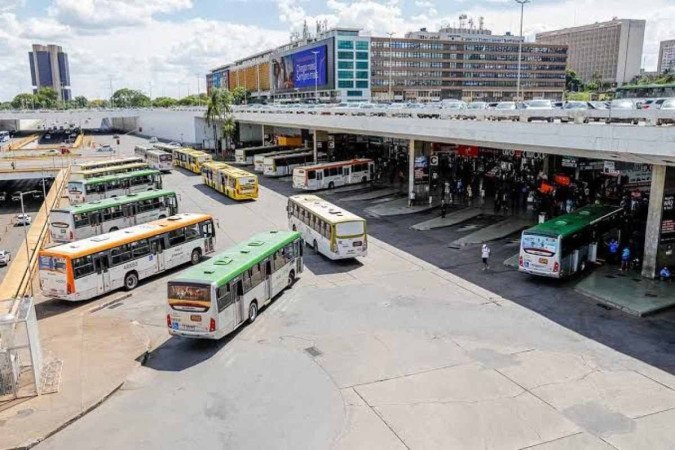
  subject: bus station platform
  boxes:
[449,216,534,248]
[412,206,482,230]
[364,196,438,217]
[575,265,675,316]
[341,187,402,201]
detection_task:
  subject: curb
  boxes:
[88,293,133,313]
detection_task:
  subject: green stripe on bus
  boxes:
[524,204,623,238]
[52,189,176,214]
[79,169,161,186]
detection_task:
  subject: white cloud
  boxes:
[48,0,193,29]
[0,0,24,12]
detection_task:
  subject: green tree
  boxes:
[34,87,58,108]
[72,95,88,108]
[565,69,583,92]
[152,96,178,108]
[232,86,250,105]
[111,88,151,108]
[0,102,12,110]
[177,93,207,106]
[204,88,235,156]
[88,99,109,108]
[11,93,37,109]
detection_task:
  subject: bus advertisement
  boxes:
[293,159,374,190]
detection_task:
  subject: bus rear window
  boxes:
[521,233,558,257]
[168,282,211,311]
[336,221,365,237]
[39,255,67,273]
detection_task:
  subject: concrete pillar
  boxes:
[261,124,265,144]
[313,130,318,163]
[642,164,667,279]
[408,139,415,198]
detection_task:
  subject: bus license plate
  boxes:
[538,258,548,264]
[190,315,202,322]
[353,241,362,247]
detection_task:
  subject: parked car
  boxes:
[168,141,182,146]
[467,101,489,110]
[524,99,553,110]
[0,250,11,266]
[11,192,21,202]
[639,98,667,110]
[112,134,120,139]
[96,145,113,152]
[14,214,31,226]
[563,101,589,110]
[0,191,6,202]
[588,101,609,110]
[440,100,467,110]
[657,98,675,125]
[32,191,43,200]
[609,99,636,110]
[495,101,518,110]
[148,136,158,143]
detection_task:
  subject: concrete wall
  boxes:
[135,110,201,146]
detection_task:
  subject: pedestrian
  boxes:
[440,198,447,218]
[660,266,671,282]
[607,238,619,266]
[466,185,473,206]
[620,246,631,272]
[408,190,416,208]
[11,161,15,170]
[481,243,491,270]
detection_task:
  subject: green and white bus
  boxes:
[518,204,625,278]
[167,230,304,340]
[50,190,178,243]
[67,169,163,204]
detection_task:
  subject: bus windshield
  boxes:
[39,255,67,273]
[336,221,365,237]
[521,233,558,257]
[168,282,211,312]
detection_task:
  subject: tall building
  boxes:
[28,44,71,101]
[536,19,645,85]
[371,26,567,102]
[657,39,675,74]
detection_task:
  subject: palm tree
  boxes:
[204,88,236,158]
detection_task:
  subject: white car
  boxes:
[96,145,113,152]
[11,192,21,202]
[149,137,159,143]
[15,214,31,226]
[168,141,182,147]
[0,250,11,266]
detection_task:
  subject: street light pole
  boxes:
[515,0,530,102]
[311,50,320,103]
[387,32,395,102]
[19,191,38,296]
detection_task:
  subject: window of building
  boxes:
[338,61,354,69]
[337,40,354,50]
[355,51,369,60]
[338,70,353,79]
[337,51,353,60]
[355,80,368,88]
[355,71,369,79]
[347,90,362,97]
[355,41,369,50]
[355,61,369,70]
[338,80,354,88]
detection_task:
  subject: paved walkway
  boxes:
[412,206,482,230]
[365,197,439,216]
[341,187,402,201]
[449,216,534,248]
[576,265,675,316]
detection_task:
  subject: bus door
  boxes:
[93,253,111,295]
[233,278,244,325]
[316,170,323,188]
[123,204,135,226]
[263,259,273,300]
[89,212,103,235]
[295,240,304,274]
[342,166,350,184]
[151,237,165,272]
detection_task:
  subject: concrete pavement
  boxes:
[28,143,675,449]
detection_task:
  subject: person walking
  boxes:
[481,243,491,271]
[620,246,631,272]
[660,266,671,282]
[440,198,447,218]
[466,185,473,206]
[408,190,416,208]
[607,238,619,266]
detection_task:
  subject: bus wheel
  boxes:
[158,215,166,219]
[109,227,118,232]
[361,176,367,183]
[292,224,297,231]
[248,301,258,323]
[328,182,335,189]
[190,249,202,265]
[579,260,586,272]
[288,270,295,288]
[124,272,139,291]
[313,240,319,254]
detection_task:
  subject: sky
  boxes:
[0,0,673,101]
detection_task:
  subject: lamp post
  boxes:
[515,0,530,102]
[387,32,395,101]
[311,50,320,103]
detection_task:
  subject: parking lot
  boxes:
[27,134,675,449]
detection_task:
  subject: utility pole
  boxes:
[515,0,530,102]
[196,74,201,106]
[387,32,395,102]
[109,76,114,108]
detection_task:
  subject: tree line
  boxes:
[0,86,250,110]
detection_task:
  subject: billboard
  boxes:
[211,69,228,89]
[272,45,328,92]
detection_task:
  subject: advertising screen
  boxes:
[272,45,327,92]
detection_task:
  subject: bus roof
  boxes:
[265,151,313,161]
[218,165,257,178]
[52,189,175,214]
[524,204,623,238]
[296,158,372,172]
[72,157,143,170]
[146,149,171,156]
[41,213,212,259]
[289,195,365,224]
[256,148,308,159]
[202,161,231,171]
[74,168,160,185]
[235,144,284,154]
[73,162,149,176]
[171,230,301,287]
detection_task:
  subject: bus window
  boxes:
[217,285,232,312]
[307,171,316,180]
[521,233,558,257]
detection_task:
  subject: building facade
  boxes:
[535,19,645,85]
[657,39,675,74]
[28,44,71,101]
[371,27,567,102]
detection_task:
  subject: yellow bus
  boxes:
[172,148,213,174]
[202,161,259,201]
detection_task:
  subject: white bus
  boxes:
[39,213,216,301]
[146,150,173,172]
[234,144,285,165]
[153,143,181,153]
[263,151,314,177]
[167,230,303,339]
[293,159,374,190]
[50,190,179,243]
[71,157,145,173]
[134,144,155,159]
[70,161,150,181]
[253,148,308,172]
[287,195,368,260]
[67,169,163,204]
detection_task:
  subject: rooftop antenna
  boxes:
[316,20,321,36]
[302,20,309,39]
[468,17,474,29]
[479,16,484,30]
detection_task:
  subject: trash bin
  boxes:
[588,242,598,263]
